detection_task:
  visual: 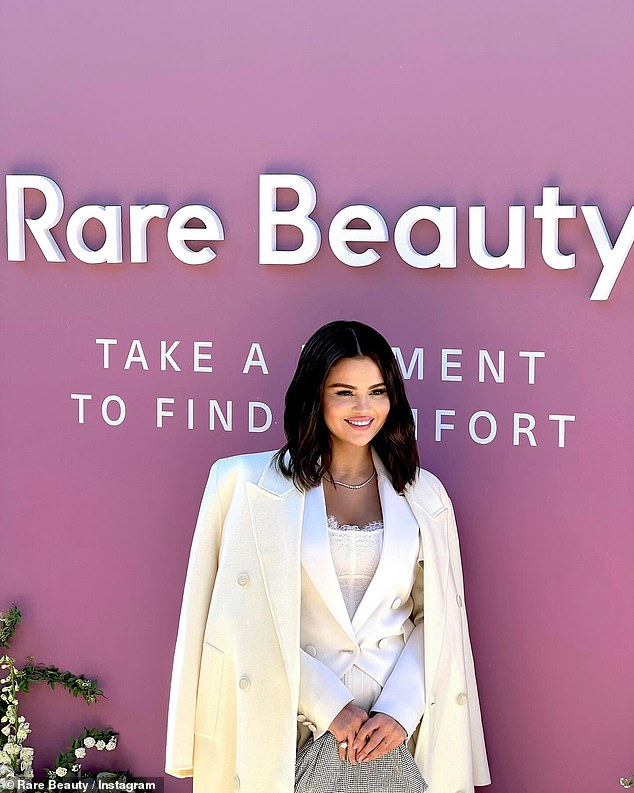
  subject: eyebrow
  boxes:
[327,382,386,389]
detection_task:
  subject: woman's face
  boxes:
[322,356,391,452]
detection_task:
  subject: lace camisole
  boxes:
[326,514,384,619]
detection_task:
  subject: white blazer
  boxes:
[165,447,491,793]
[297,460,425,740]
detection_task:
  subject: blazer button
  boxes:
[233,775,240,790]
[239,676,250,691]
[391,598,402,610]
[297,714,306,722]
[377,638,389,649]
[456,593,463,607]
[237,573,250,587]
[304,645,317,656]
[307,723,317,732]
[456,692,468,705]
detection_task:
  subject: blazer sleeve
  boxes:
[370,541,425,738]
[165,460,223,778]
[299,649,355,737]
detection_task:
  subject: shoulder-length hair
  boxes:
[273,320,419,493]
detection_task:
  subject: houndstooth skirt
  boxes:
[294,731,428,793]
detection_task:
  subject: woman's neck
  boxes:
[328,444,374,481]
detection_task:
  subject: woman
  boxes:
[165,320,491,793]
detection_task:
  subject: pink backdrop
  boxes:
[1,1,633,791]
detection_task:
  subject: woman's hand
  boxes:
[328,703,369,763]
[349,712,407,763]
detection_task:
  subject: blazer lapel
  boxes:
[351,457,419,632]
[246,452,304,692]
[301,484,357,641]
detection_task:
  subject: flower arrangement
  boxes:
[621,775,634,788]
[43,727,121,782]
[0,604,131,786]
[0,654,34,784]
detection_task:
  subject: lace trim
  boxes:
[327,514,384,532]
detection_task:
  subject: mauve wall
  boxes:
[1,1,633,791]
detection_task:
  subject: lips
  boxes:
[344,417,374,428]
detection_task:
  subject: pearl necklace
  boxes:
[329,469,377,490]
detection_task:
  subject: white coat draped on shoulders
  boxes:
[165,447,491,793]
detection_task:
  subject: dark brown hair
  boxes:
[273,320,419,493]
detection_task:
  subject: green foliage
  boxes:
[0,605,22,648]
[0,604,129,783]
[18,664,104,703]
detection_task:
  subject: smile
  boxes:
[344,418,374,428]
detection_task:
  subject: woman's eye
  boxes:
[335,390,353,396]
[371,388,387,396]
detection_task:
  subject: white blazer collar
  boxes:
[257,449,297,497]
[256,445,446,519]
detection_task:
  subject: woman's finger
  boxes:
[362,736,395,762]
[356,730,387,762]
[369,736,398,761]
[351,722,372,749]
[349,723,374,764]
[349,729,367,765]
[337,732,353,763]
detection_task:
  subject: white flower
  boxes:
[5,744,19,756]
[83,737,95,748]
[72,765,80,773]
[74,748,86,759]
[0,754,8,764]
[105,742,116,751]
[19,748,33,759]
[0,728,10,738]
[95,740,106,751]
[56,767,68,777]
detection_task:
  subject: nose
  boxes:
[353,393,370,411]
